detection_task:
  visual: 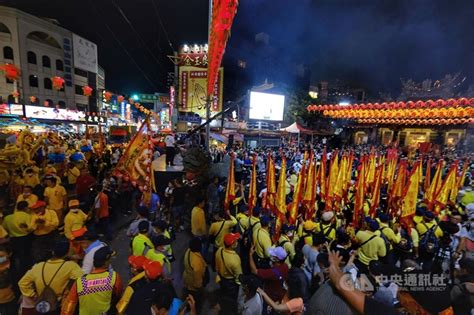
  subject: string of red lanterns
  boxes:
[356,118,474,125]
[307,98,474,112]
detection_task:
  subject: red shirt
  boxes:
[96,192,109,219]
[75,174,96,196]
[257,263,288,302]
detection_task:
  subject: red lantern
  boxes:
[82,85,93,97]
[52,76,65,90]
[447,98,456,107]
[398,102,406,109]
[104,91,112,102]
[407,101,415,109]
[415,101,425,108]
[366,103,373,109]
[375,103,382,110]
[0,63,20,81]
[469,98,474,106]
[12,90,20,98]
[118,95,125,103]
[458,98,468,106]
[436,99,446,107]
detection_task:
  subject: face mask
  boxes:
[23,193,31,197]
[71,208,79,213]
[0,256,8,264]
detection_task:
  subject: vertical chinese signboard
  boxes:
[177,46,224,118]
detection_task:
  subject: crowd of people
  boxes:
[0,129,473,315]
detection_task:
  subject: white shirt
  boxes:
[165,135,175,147]
[82,241,106,274]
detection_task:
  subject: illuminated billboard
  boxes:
[25,105,86,122]
[249,91,285,121]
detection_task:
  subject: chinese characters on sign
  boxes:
[85,113,107,124]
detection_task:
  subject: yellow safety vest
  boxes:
[77,270,117,315]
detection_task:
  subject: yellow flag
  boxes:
[401,161,421,222]
[326,150,339,209]
[425,160,444,209]
[289,157,306,225]
[302,151,316,219]
[224,153,236,212]
[366,147,376,184]
[275,156,287,217]
[266,153,277,213]
[319,148,327,201]
[435,161,459,209]
[353,155,367,228]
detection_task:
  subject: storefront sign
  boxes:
[85,113,107,124]
[24,105,85,121]
[177,114,201,124]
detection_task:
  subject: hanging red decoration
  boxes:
[207,0,239,97]
[52,76,65,90]
[82,85,93,97]
[104,91,112,102]
[0,63,20,81]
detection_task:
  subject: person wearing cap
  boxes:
[377,213,401,262]
[278,224,296,265]
[191,197,207,239]
[315,211,336,242]
[64,200,89,241]
[355,217,386,272]
[250,246,289,303]
[132,221,154,256]
[297,220,317,247]
[16,185,38,209]
[19,241,83,314]
[127,206,152,238]
[416,211,443,240]
[151,220,173,261]
[76,231,106,274]
[146,235,172,277]
[252,215,273,268]
[209,210,238,249]
[215,233,242,314]
[62,246,122,315]
[44,176,68,222]
[183,238,207,314]
[29,200,59,262]
[117,260,165,315]
[3,200,32,277]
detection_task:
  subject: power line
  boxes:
[88,0,159,91]
[149,0,174,52]
[110,0,166,71]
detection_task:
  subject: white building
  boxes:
[0,6,102,111]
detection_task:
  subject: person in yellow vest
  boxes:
[209,210,238,249]
[43,176,67,222]
[19,241,83,314]
[236,206,249,233]
[116,260,164,315]
[415,211,443,239]
[64,200,89,241]
[29,200,59,262]
[315,211,336,242]
[183,237,207,314]
[132,221,154,256]
[151,220,174,261]
[23,167,40,189]
[215,233,242,314]
[377,213,401,265]
[297,220,317,247]
[191,197,207,239]
[3,201,32,276]
[252,215,273,268]
[66,162,81,190]
[146,235,172,277]
[413,207,426,225]
[16,185,38,209]
[354,217,386,274]
[278,224,296,266]
[62,246,122,315]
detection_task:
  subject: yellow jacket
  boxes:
[30,209,59,236]
[191,207,207,237]
[209,216,238,248]
[252,228,272,258]
[379,223,401,250]
[18,259,83,299]
[183,249,207,291]
[416,221,443,239]
[64,210,88,240]
[355,230,386,265]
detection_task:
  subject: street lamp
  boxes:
[132,94,139,101]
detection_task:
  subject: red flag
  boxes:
[224,153,236,213]
[353,155,367,228]
[424,159,432,193]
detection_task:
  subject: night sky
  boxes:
[4,0,474,97]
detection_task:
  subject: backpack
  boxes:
[243,219,259,247]
[394,228,413,253]
[378,227,391,253]
[35,261,66,314]
[419,223,439,255]
[318,223,334,241]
